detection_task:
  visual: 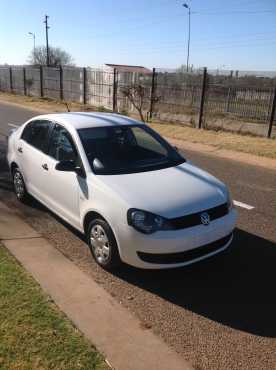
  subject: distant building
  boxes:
[105,64,151,74]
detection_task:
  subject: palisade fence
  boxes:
[0,65,275,138]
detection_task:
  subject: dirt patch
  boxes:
[151,122,276,161]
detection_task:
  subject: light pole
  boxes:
[44,15,50,66]
[28,32,36,54]
[183,3,191,73]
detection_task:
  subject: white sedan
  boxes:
[7,112,236,270]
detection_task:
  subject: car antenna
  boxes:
[64,101,71,112]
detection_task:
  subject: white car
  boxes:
[7,112,236,270]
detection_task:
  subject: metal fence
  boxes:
[0,65,275,138]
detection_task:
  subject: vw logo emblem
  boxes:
[200,212,210,226]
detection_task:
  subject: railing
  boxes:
[0,65,275,138]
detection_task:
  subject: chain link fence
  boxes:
[0,65,275,138]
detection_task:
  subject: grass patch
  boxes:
[150,122,276,160]
[0,245,108,370]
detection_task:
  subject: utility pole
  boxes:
[44,15,50,66]
[183,3,191,72]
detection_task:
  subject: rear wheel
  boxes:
[87,218,122,271]
[13,168,28,202]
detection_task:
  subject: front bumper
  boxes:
[116,208,237,269]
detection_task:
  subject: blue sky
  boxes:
[0,0,275,70]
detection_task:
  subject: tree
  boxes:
[121,84,147,122]
[28,46,74,66]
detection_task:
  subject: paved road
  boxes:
[0,101,276,370]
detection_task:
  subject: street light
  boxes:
[183,3,191,72]
[28,32,36,54]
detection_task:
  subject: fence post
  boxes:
[149,67,156,120]
[9,67,13,93]
[225,87,231,113]
[83,67,87,105]
[40,65,44,97]
[23,67,27,96]
[267,87,276,138]
[59,65,63,100]
[113,68,117,112]
[198,67,208,129]
[191,86,195,107]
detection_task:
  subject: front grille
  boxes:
[169,203,229,230]
[137,233,233,264]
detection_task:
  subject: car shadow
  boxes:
[113,228,276,338]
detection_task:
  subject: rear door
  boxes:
[17,120,53,201]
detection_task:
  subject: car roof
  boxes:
[30,112,145,130]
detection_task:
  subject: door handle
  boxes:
[17,147,23,153]
[42,163,48,171]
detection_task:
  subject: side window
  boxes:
[49,125,78,162]
[21,120,52,153]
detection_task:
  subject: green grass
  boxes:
[0,245,108,370]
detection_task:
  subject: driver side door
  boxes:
[44,124,83,229]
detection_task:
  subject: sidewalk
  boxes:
[0,201,193,370]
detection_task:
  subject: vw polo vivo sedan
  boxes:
[7,112,236,270]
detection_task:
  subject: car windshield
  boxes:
[78,124,185,175]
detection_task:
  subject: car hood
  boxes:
[95,162,228,218]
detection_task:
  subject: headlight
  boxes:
[127,209,169,234]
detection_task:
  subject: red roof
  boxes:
[105,64,151,74]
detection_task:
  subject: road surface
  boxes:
[0,101,276,370]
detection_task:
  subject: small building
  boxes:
[86,64,152,111]
[105,64,151,74]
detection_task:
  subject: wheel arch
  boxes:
[82,210,122,256]
[83,211,106,235]
[10,161,18,174]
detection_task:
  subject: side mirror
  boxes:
[55,160,86,178]
[55,160,76,172]
[92,158,104,172]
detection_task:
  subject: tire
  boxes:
[12,167,29,202]
[87,218,122,271]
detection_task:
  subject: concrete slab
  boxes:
[2,232,193,370]
[0,202,40,239]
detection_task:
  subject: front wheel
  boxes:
[13,168,28,202]
[87,218,122,271]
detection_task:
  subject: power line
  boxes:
[110,31,276,50]
[193,10,275,15]
[116,38,276,55]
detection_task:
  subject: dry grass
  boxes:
[0,92,275,160]
[151,123,276,160]
[0,92,101,114]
